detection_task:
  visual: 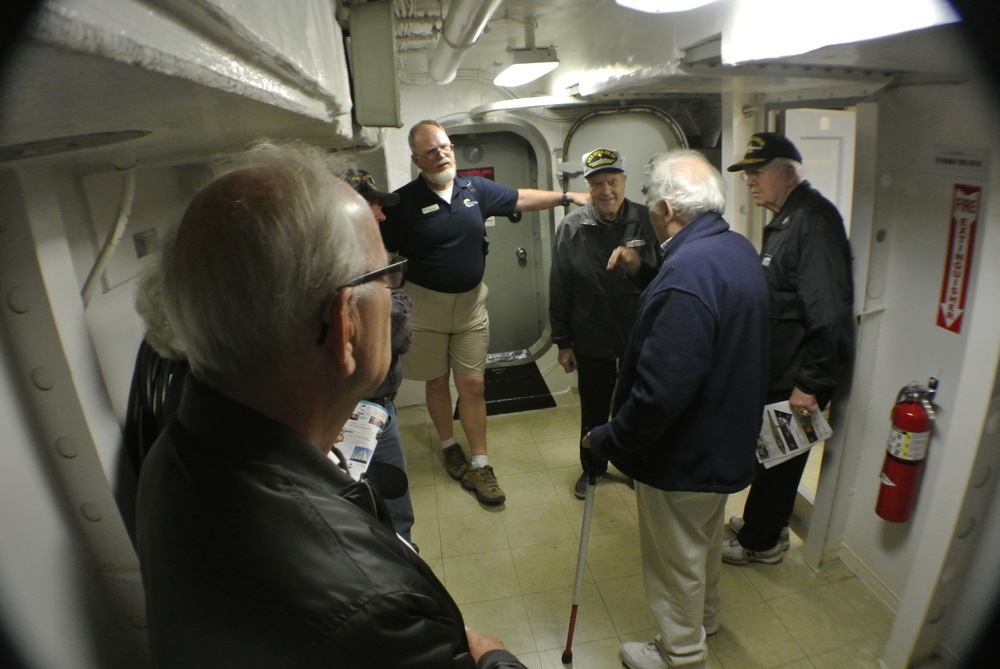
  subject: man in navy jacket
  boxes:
[584,149,770,669]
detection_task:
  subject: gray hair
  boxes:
[645,149,726,222]
[770,156,805,180]
[135,268,185,360]
[158,141,371,389]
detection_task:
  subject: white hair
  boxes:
[158,141,371,389]
[645,149,726,222]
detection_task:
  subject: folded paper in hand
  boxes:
[756,401,832,469]
[329,400,388,481]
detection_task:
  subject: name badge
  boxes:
[624,238,647,248]
[421,204,440,215]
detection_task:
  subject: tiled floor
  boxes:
[397,393,894,669]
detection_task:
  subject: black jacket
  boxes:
[761,181,854,405]
[137,378,525,669]
[548,199,659,357]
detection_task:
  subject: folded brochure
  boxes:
[756,400,832,468]
[328,400,388,481]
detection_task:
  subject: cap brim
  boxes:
[367,191,400,206]
[726,157,771,172]
[584,167,625,178]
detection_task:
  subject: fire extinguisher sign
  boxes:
[936,184,980,334]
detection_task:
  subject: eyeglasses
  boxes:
[740,165,770,182]
[317,255,408,345]
[336,254,407,291]
[414,143,454,159]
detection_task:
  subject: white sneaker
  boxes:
[728,515,790,551]
[721,537,783,565]
[619,641,668,669]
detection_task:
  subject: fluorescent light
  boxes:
[615,0,719,12]
[493,48,559,87]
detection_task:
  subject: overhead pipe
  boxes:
[428,0,505,84]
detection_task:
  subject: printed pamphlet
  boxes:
[756,401,832,468]
[328,400,388,481]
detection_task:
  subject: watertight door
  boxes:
[451,130,545,358]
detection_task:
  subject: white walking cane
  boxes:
[561,470,597,664]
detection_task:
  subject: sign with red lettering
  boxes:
[458,167,495,181]
[936,184,980,334]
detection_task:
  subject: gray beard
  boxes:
[424,166,456,186]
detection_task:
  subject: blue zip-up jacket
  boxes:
[588,212,770,492]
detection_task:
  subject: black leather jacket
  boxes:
[136,378,526,669]
[761,181,854,405]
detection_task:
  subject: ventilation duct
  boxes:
[428,0,505,84]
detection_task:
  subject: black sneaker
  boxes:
[442,443,470,480]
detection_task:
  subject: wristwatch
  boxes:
[561,191,570,207]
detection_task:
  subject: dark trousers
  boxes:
[576,353,620,476]
[737,451,810,551]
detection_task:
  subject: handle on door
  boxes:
[516,247,527,265]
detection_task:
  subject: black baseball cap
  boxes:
[727,132,803,172]
[345,169,400,206]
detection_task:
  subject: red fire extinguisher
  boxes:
[875,378,938,522]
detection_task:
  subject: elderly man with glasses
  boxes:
[722,132,855,566]
[380,119,589,505]
[136,141,528,669]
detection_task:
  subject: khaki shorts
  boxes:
[402,282,489,380]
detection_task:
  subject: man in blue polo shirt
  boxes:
[381,120,588,505]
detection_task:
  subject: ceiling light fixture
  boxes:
[493,19,559,88]
[615,0,719,13]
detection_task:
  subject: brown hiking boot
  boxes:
[461,465,506,505]
[442,443,470,480]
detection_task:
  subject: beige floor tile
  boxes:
[709,601,807,669]
[405,455,437,488]
[410,480,438,517]
[487,442,548,475]
[503,502,575,548]
[583,528,643,582]
[537,435,582,470]
[537,637,622,669]
[444,549,520,605]
[808,632,885,668]
[562,489,639,540]
[440,509,509,557]
[525,413,580,443]
[461,595,537,655]
[837,576,894,639]
[397,402,894,669]
[523,583,617,652]
[737,550,828,601]
[769,581,876,656]
[497,469,562,509]
[434,479,497,518]
[410,513,441,560]
[486,415,537,447]
[718,563,766,611]
[598,574,656,636]
[512,538,592,596]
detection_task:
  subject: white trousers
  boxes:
[635,483,727,668]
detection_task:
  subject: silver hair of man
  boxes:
[158,140,373,389]
[645,149,727,222]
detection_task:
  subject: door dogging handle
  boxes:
[516,247,527,265]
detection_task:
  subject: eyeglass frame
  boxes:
[739,163,777,182]
[316,255,408,345]
[413,143,455,159]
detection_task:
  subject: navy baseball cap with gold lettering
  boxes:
[727,132,802,172]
